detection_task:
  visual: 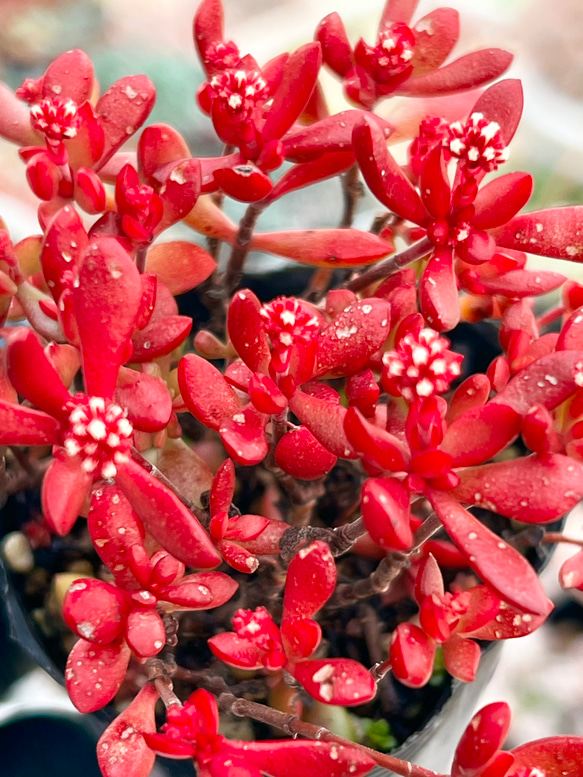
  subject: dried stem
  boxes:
[345,236,432,293]
[279,517,367,563]
[147,658,182,709]
[218,693,446,777]
[329,551,409,610]
[224,202,264,296]
[135,245,149,274]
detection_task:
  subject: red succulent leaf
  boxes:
[179,353,242,430]
[274,425,337,480]
[40,204,88,302]
[97,682,158,777]
[218,540,259,573]
[263,43,322,143]
[492,350,583,413]
[420,247,460,331]
[481,269,566,298]
[161,572,238,609]
[88,485,146,589]
[125,608,167,657]
[443,634,480,683]
[451,702,511,777]
[214,163,272,202]
[228,739,375,777]
[522,405,561,455]
[248,372,287,415]
[410,8,459,74]
[283,111,392,163]
[281,616,322,660]
[0,400,59,445]
[440,403,521,467]
[42,450,93,535]
[250,227,393,268]
[219,404,269,466]
[468,78,523,147]
[560,548,583,591]
[63,578,127,644]
[463,599,547,640]
[227,289,271,373]
[7,328,71,420]
[208,632,265,670]
[131,315,192,361]
[138,123,190,182]
[283,540,336,619]
[0,82,39,145]
[210,458,235,515]
[557,305,583,351]
[316,13,353,78]
[42,49,94,105]
[65,637,131,713]
[353,115,427,226]
[289,390,358,459]
[75,166,107,213]
[73,237,142,398]
[420,144,450,219]
[398,49,513,97]
[493,206,583,261]
[26,152,60,200]
[155,158,201,229]
[115,367,173,432]
[145,241,216,295]
[452,454,583,523]
[415,553,445,601]
[344,406,409,471]
[315,298,391,377]
[472,173,533,230]
[96,76,156,166]
[361,477,413,550]
[389,622,435,688]
[115,457,220,569]
[428,490,552,616]
[193,0,227,74]
[292,658,376,706]
[510,737,583,776]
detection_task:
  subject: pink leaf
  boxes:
[281,616,322,660]
[115,367,173,432]
[73,237,142,398]
[480,269,566,298]
[145,241,216,295]
[442,634,480,683]
[398,49,513,96]
[344,406,409,470]
[179,353,242,430]
[193,0,225,73]
[469,79,524,146]
[131,315,192,361]
[493,206,583,261]
[161,571,238,609]
[492,350,583,413]
[292,658,376,705]
[40,204,89,303]
[125,608,167,657]
[428,490,552,616]
[138,123,191,183]
[420,247,459,331]
[268,152,354,201]
[274,425,337,480]
[96,76,156,165]
[43,49,94,105]
[97,683,158,777]
[250,228,393,268]
[440,403,521,466]
[472,172,533,230]
[208,632,265,670]
[315,298,391,377]
[389,622,435,688]
[227,289,271,373]
[451,702,511,777]
[42,452,93,536]
[227,739,375,777]
[0,400,58,446]
[283,540,336,619]
[219,404,269,466]
[210,458,235,515]
[451,454,583,524]
[65,638,131,713]
[463,599,547,640]
[63,578,127,644]
[510,736,583,776]
[410,8,459,74]
[353,115,427,226]
[289,390,357,459]
[116,458,220,569]
[361,477,412,550]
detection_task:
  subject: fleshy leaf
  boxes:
[115,367,173,432]
[0,399,59,445]
[65,638,131,713]
[96,75,156,165]
[510,736,583,776]
[227,289,271,373]
[398,49,513,96]
[440,403,521,466]
[428,490,552,616]
[451,454,583,523]
[451,702,511,777]
[361,477,412,550]
[493,206,583,261]
[289,390,357,459]
[219,404,269,466]
[389,622,435,688]
[42,452,93,536]
[283,540,336,619]
[292,658,376,706]
[97,683,158,777]
[145,241,216,295]
[274,425,337,480]
[178,353,242,430]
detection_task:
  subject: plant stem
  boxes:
[135,245,148,274]
[224,202,264,296]
[329,551,409,610]
[279,516,367,563]
[218,693,446,777]
[345,236,432,293]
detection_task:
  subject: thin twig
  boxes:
[223,202,264,296]
[218,693,447,777]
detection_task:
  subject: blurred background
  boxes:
[2,0,583,772]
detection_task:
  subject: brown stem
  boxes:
[135,245,149,274]
[218,693,446,777]
[544,531,583,547]
[147,658,182,709]
[279,517,366,563]
[345,236,432,293]
[130,447,209,527]
[224,202,264,296]
[328,551,409,610]
[340,164,364,229]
